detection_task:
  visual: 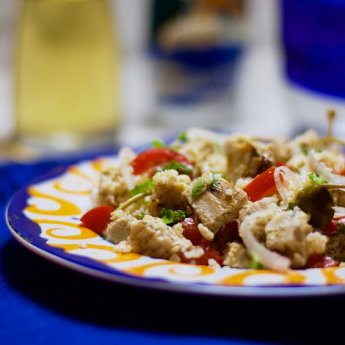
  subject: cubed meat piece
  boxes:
[238,198,279,242]
[151,170,191,211]
[183,173,248,234]
[106,210,137,244]
[223,134,274,183]
[265,207,313,268]
[128,215,198,260]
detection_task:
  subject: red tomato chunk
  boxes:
[130,147,191,175]
[181,217,203,246]
[211,221,241,252]
[80,205,115,234]
[180,217,223,266]
[243,167,279,202]
[304,254,339,269]
[323,218,345,236]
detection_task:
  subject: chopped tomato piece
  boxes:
[323,218,345,236]
[181,217,202,246]
[275,160,287,167]
[243,167,280,202]
[179,246,223,266]
[180,217,223,266]
[304,253,339,268]
[130,147,191,175]
[211,221,241,252]
[80,205,115,234]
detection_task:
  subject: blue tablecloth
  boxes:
[1,152,344,345]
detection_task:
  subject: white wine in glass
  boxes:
[16,0,121,150]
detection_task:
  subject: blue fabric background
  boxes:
[1,152,345,345]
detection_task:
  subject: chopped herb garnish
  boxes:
[178,131,187,141]
[250,256,263,270]
[314,148,322,153]
[164,161,193,175]
[152,139,164,148]
[250,243,265,269]
[287,202,295,210]
[214,143,222,153]
[336,222,345,235]
[140,212,145,219]
[308,172,327,184]
[300,145,308,156]
[160,208,189,224]
[210,173,221,191]
[130,179,154,197]
[192,177,205,198]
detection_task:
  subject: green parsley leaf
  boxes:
[336,222,345,235]
[300,145,308,156]
[160,208,189,224]
[192,177,205,198]
[140,212,145,219]
[314,148,322,153]
[130,179,154,197]
[178,131,187,141]
[152,139,164,148]
[164,161,193,175]
[287,202,295,210]
[210,173,221,191]
[308,172,327,184]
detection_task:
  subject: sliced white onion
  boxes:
[274,167,287,203]
[119,147,136,190]
[186,127,227,145]
[308,150,345,185]
[274,166,298,203]
[333,206,345,219]
[239,210,292,273]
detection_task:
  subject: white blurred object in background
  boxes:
[0,0,291,150]
[0,0,18,142]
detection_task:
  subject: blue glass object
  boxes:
[281,0,345,99]
[152,45,242,105]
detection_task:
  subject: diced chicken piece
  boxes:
[238,199,322,268]
[183,172,248,234]
[306,232,328,256]
[128,215,200,260]
[97,166,130,207]
[150,170,191,211]
[222,241,251,268]
[238,197,279,242]
[325,235,345,261]
[223,134,274,183]
[265,208,313,268]
[239,197,279,220]
[178,139,227,176]
[106,210,137,244]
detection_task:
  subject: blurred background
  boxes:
[1,0,345,160]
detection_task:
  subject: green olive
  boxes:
[295,184,334,229]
